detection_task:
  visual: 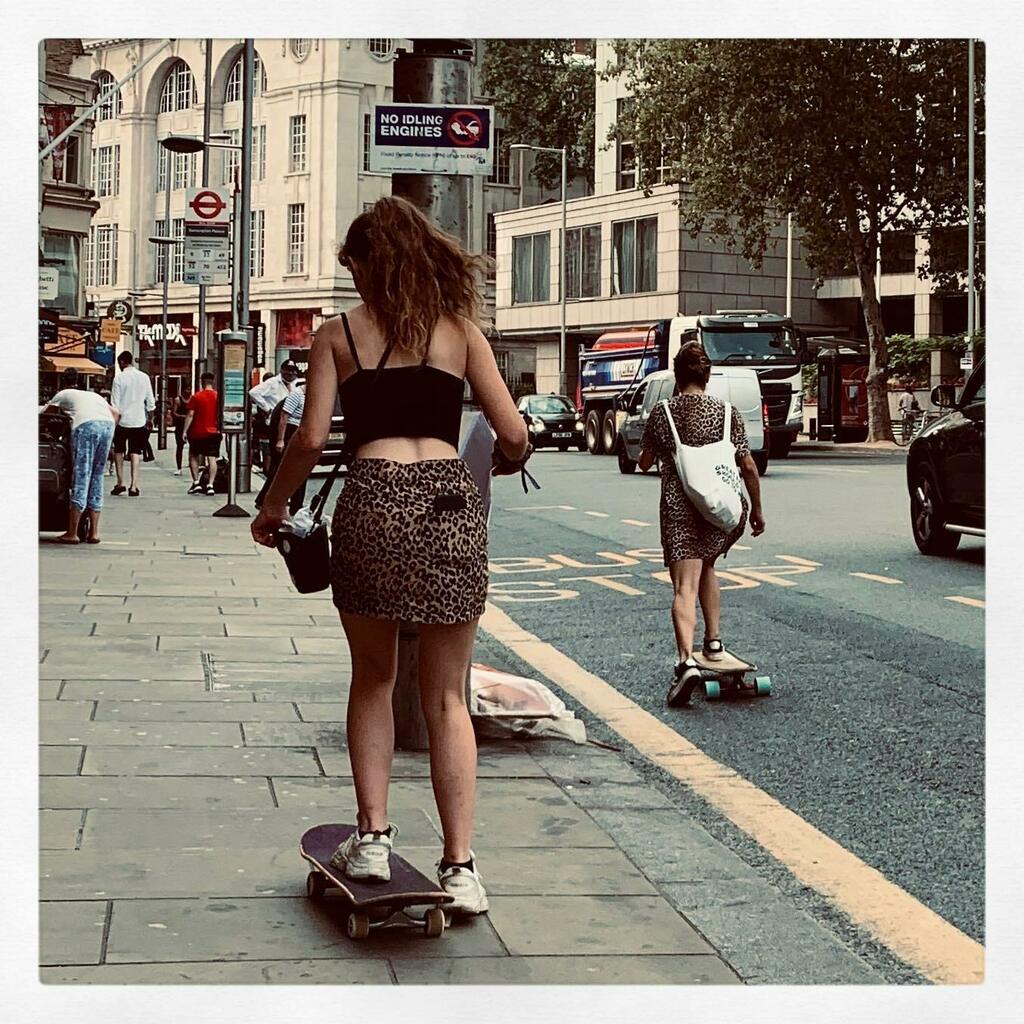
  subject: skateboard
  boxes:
[666,650,772,707]
[299,824,453,940]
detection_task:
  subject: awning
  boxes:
[41,355,107,374]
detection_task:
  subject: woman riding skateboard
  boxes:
[251,197,530,914]
[637,341,766,703]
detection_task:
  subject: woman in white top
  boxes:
[41,368,117,544]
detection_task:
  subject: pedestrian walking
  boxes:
[168,384,192,476]
[250,370,277,473]
[109,351,155,497]
[183,373,222,495]
[250,196,530,914]
[39,367,117,544]
[254,383,307,515]
[249,361,300,470]
[898,384,920,443]
[637,342,766,700]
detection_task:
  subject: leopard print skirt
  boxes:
[330,458,488,624]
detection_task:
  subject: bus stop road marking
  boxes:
[850,572,904,585]
[480,602,985,985]
[584,511,610,518]
[945,595,985,609]
[621,519,651,527]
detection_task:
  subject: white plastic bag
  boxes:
[470,664,586,744]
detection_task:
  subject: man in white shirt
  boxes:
[249,360,300,473]
[255,384,308,514]
[109,350,156,497]
[897,385,920,443]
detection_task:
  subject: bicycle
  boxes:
[895,409,939,446]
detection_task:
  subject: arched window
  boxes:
[94,71,121,120]
[159,60,196,114]
[225,52,267,103]
[290,39,312,61]
[367,39,395,60]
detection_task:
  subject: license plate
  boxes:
[553,432,572,439]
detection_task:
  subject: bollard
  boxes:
[809,416,817,441]
[392,410,495,750]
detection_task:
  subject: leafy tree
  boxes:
[611,39,983,441]
[481,40,595,192]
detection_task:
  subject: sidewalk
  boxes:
[39,454,881,985]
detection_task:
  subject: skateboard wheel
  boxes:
[755,676,772,696]
[346,912,370,940]
[424,907,446,938]
[704,680,721,701]
[306,871,327,901]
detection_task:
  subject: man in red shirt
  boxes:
[183,373,222,495]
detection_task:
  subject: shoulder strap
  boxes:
[340,312,363,371]
[722,401,732,442]
[661,399,683,449]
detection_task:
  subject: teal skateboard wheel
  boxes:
[755,676,772,696]
[704,679,721,700]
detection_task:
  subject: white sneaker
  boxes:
[438,855,489,915]
[330,825,396,882]
[702,638,725,662]
[173,469,183,476]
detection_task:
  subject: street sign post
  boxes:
[184,187,231,286]
[369,103,493,175]
[213,330,250,519]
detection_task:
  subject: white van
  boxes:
[614,367,768,475]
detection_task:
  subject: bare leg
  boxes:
[113,452,125,487]
[86,509,101,542]
[206,456,218,489]
[698,562,722,644]
[339,612,399,832]
[129,453,141,490]
[668,558,703,661]
[188,450,201,483]
[59,505,83,543]
[418,619,478,863]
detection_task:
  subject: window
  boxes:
[172,150,197,191]
[485,213,497,269]
[220,126,263,184]
[362,113,372,172]
[290,39,312,61]
[367,39,394,59]
[83,231,94,288]
[91,224,118,287]
[94,71,121,120]
[565,224,601,299]
[289,115,306,172]
[93,145,119,197]
[156,144,169,192]
[63,136,81,186]
[41,232,80,312]
[250,209,264,278]
[512,232,550,304]
[288,203,305,274]
[153,219,184,283]
[225,52,266,103]
[616,97,637,190]
[159,60,195,114]
[488,128,510,184]
[612,216,657,294]
[880,231,918,275]
[222,128,240,186]
[154,219,168,282]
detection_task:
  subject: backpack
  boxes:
[660,399,743,532]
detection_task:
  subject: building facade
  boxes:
[83,38,525,391]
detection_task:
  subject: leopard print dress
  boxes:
[330,458,488,624]
[641,393,751,565]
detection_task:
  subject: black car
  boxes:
[907,359,984,555]
[517,394,585,451]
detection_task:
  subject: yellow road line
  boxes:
[850,572,904,585]
[479,602,985,985]
[945,595,985,609]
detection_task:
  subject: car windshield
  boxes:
[701,328,797,363]
[529,397,575,416]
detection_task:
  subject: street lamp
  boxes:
[510,143,568,397]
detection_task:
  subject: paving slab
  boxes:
[292,638,350,656]
[295,702,348,722]
[158,637,299,656]
[82,745,321,777]
[40,775,276,811]
[41,959,394,984]
[40,656,205,681]
[251,688,350,703]
[40,809,84,850]
[105,896,504,963]
[224,624,341,638]
[243,722,345,747]
[317,749,549,779]
[60,682,247,701]
[41,612,131,624]
[661,879,882,984]
[92,622,228,637]
[40,721,244,746]
[126,610,238,623]
[95,700,299,722]
[486,895,716,956]
[39,900,107,966]
[392,954,739,985]
[40,746,83,775]
[39,700,95,722]
[39,679,62,700]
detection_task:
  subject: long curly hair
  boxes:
[339,196,491,358]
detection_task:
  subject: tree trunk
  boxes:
[853,241,894,443]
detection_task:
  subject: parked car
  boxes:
[517,394,586,451]
[907,359,985,555]
[614,367,769,476]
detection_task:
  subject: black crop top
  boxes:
[337,312,464,450]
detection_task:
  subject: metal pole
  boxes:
[967,38,976,356]
[197,38,212,385]
[237,39,255,492]
[559,146,567,396]
[158,173,171,450]
[785,213,793,318]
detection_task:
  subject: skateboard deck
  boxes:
[300,824,453,940]
[668,650,772,706]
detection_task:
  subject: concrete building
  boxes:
[82,38,524,392]
[493,40,973,399]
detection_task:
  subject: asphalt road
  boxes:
[482,445,985,949]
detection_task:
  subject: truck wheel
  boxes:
[601,411,618,454]
[753,451,769,476]
[585,411,602,454]
[617,443,637,474]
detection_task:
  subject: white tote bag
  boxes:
[660,399,743,532]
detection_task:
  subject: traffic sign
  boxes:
[370,103,493,175]
[960,354,974,372]
[185,187,230,225]
[106,299,133,323]
[183,219,230,286]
